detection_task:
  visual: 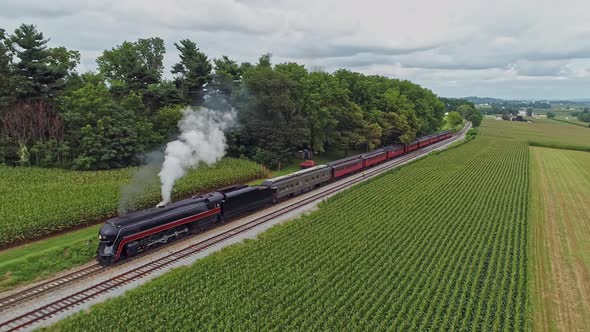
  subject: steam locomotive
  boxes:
[97,130,453,265]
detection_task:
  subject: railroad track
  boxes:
[0,264,102,313]
[0,124,469,332]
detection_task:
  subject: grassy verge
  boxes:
[0,225,99,291]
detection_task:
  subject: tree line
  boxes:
[0,24,465,170]
[439,98,482,127]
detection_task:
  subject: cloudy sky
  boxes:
[2,0,590,99]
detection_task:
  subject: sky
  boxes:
[2,0,590,100]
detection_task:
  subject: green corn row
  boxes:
[0,158,268,247]
[46,121,531,331]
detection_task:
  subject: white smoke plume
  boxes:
[118,151,164,215]
[157,107,236,206]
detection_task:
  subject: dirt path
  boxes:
[530,147,590,331]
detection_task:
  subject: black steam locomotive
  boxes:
[97,130,453,265]
[97,186,272,265]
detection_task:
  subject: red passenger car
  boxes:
[387,144,405,159]
[405,141,419,152]
[362,149,387,168]
[328,156,363,179]
[417,136,431,148]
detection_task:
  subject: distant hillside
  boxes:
[463,96,513,104]
[462,96,590,107]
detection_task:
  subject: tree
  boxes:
[526,108,533,117]
[257,53,272,68]
[456,104,482,127]
[446,111,463,128]
[232,67,307,168]
[144,80,183,112]
[546,111,556,118]
[151,105,183,140]
[439,97,475,112]
[457,104,475,119]
[7,24,77,101]
[576,109,590,123]
[97,37,165,96]
[48,47,80,75]
[300,71,347,153]
[336,103,368,155]
[468,113,482,127]
[2,101,65,165]
[378,111,412,145]
[0,28,17,109]
[211,56,241,96]
[377,88,417,144]
[59,81,154,169]
[171,39,212,106]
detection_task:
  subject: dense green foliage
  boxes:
[573,108,590,123]
[0,24,445,169]
[0,158,267,247]
[48,121,529,330]
[440,97,482,127]
[445,111,464,128]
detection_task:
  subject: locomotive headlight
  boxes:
[98,235,103,240]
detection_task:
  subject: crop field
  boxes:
[484,119,590,151]
[0,158,267,248]
[49,124,530,330]
[553,116,590,127]
[530,147,590,331]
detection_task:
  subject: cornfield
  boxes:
[0,158,267,247]
[49,125,530,330]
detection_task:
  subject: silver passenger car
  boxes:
[261,165,332,202]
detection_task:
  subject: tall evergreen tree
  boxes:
[0,28,16,110]
[7,24,76,101]
[171,39,212,106]
[211,55,241,96]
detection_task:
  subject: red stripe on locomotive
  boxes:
[115,207,221,259]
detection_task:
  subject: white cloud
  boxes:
[2,0,590,98]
